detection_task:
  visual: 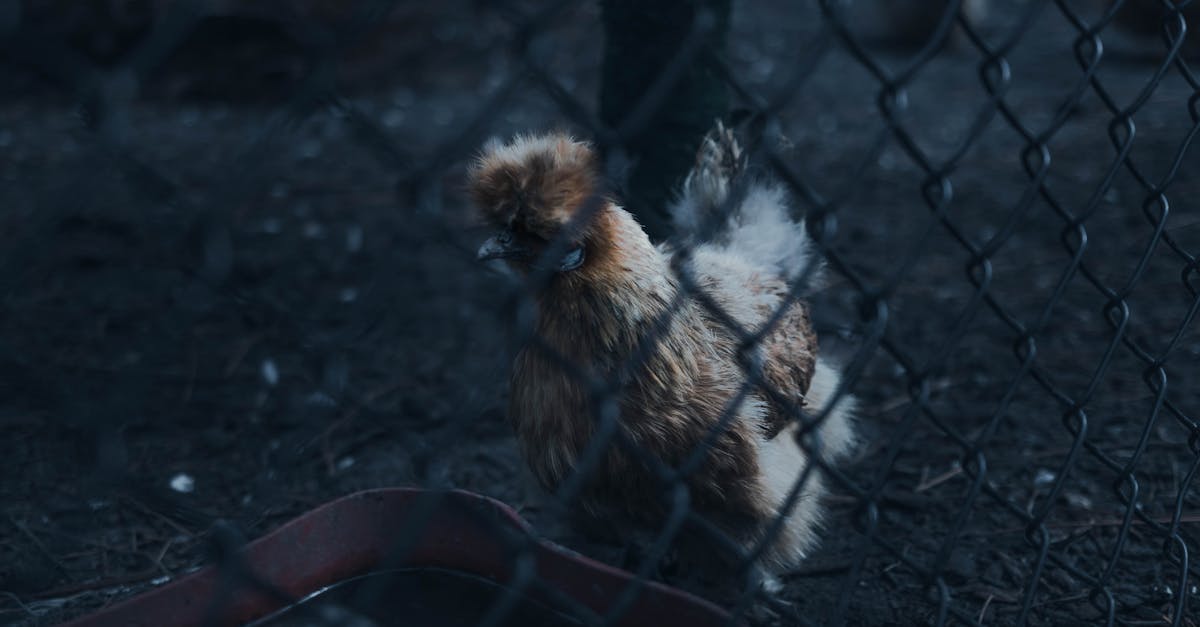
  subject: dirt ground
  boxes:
[2,1,1199,625]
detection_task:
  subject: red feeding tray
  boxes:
[63,488,732,626]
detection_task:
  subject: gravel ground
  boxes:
[1,1,1198,625]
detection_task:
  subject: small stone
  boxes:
[382,109,405,128]
[345,225,363,253]
[302,221,324,239]
[169,473,195,494]
[306,391,337,408]
[261,359,279,386]
[1064,492,1093,509]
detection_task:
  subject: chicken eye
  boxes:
[558,246,585,272]
[497,230,514,245]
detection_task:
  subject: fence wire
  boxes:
[1,0,1199,626]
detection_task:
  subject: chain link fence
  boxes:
[2,0,1198,625]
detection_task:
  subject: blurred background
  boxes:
[1,0,1198,625]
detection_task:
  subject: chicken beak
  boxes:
[476,231,530,262]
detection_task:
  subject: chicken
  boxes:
[468,126,856,586]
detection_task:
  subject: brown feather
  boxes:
[467,133,599,239]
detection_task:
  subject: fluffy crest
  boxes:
[467,132,599,239]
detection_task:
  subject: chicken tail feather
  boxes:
[671,122,820,284]
[674,120,745,233]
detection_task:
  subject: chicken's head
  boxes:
[467,132,601,274]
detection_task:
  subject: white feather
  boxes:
[720,183,819,284]
[754,357,857,570]
[670,128,858,577]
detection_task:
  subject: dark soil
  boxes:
[2,1,1198,625]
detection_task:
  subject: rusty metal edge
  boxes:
[61,487,733,627]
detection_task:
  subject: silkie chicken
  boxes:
[468,125,856,588]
